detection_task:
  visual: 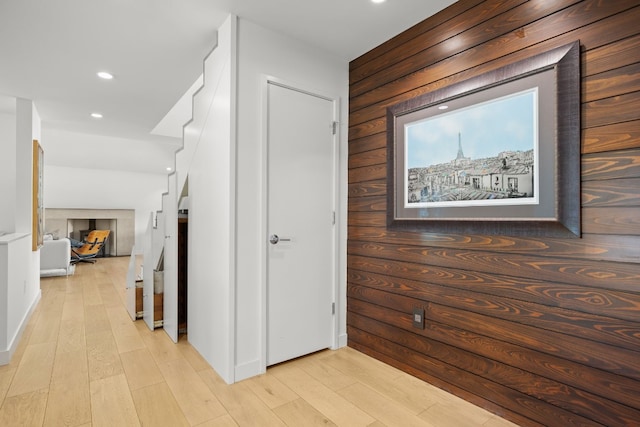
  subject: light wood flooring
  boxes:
[0,257,519,426]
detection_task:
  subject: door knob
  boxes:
[269,234,291,245]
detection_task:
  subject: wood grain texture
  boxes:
[348,1,640,425]
[348,148,386,170]
[347,240,640,295]
[348,226,640,263]
[347,259,640,352]
[583,90,640,128]
[582,120,640,154]
[348,280,640,376]
[582,148,640,181]
[582,33,640,77]
[582,177,640,206]
[582,206,640,235]
[583,61,640,103]
[349,132,386,155]
[348,180,387,198]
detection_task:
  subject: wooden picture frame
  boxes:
[387,41,581,237]
[32,140,44,251]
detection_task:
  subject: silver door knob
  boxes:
[269,234,291,244]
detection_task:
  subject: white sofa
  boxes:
[40,237,74,277]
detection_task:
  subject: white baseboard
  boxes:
[234,358,264,383]
[334,333,347,349]
[0,290,41,365]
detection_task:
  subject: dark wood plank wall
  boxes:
[347,1,640,425]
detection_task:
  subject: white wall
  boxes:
[0,111,16,233]
[16,99,41,234]
[44,165,168,252]
[186,15,236,383]
[233,18,349,380]
[0,99,41,364]
[0,233,37,364]
[16,99,41,327]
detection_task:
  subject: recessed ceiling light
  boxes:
[97,71,114,80]
[166,167,172,171]
[438,105,449,110]
[371,0,386,3]
[91,113,103,118]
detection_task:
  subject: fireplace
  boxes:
[45,208,135,256]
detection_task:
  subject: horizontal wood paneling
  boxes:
[583,34,640,77]
[348,133,386,155]
[348,1,640,425]
[583,91,640,128]
[582,62,640,102]
[347,240,640,295]
[348,226,640,263]
[582,148,640,181]
[582,178,640,206]
[347,258,640,352]
[348,179,386,198]
[582,207,640,235]
[582,120,640,154]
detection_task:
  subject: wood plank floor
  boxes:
[0,257,519,426]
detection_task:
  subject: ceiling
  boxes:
[0,0,457,148]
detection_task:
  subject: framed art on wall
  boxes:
[387,41,581,237]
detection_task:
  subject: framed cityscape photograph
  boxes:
[387,41,581,237]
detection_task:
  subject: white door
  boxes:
[143,212,156,330]
[163,172,179,342]
[266,81,336,366]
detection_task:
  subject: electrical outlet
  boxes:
[412,307,424,329]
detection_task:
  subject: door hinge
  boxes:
[332,302,336,315]
[332,121,338,135]
[332,211,336,225]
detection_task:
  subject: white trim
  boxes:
[235,358,262,382]
[259,75,269,374]
[228,13,238,384]
[0,290,40,365]
[337,333,348,348]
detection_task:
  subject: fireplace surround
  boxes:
[45,208,135,256]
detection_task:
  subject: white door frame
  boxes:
[260,75,341,371]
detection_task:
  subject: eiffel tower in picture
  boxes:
[456,132,465,160]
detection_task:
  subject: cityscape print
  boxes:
[405,89,537,208]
